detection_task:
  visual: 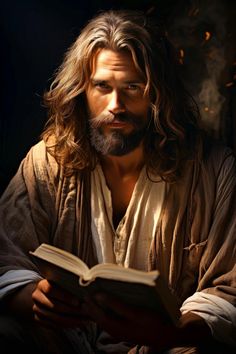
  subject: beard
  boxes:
[88,111,149,156]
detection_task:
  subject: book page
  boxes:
[85,263,159,286]
[30,243,89,276]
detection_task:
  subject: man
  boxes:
[0,9,235,354]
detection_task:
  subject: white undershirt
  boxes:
[90,164,165,271]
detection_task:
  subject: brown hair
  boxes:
[42,9,202,182]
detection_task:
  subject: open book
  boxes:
[30,243,181,325]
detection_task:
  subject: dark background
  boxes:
[1,0,236,195]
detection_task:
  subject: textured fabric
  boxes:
[0,140,96,275]
[149,140,236,307]
[0,138,235,352]
[0,270,42,299]
[91,164,165,270]
[180,292,236,347]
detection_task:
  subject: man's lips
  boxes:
[106,120,132,128]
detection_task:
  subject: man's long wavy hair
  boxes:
[42,9,203,182]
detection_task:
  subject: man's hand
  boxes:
[32,279,91,329]
[82,292,176,352]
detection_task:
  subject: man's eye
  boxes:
[95,82,110,90]
[127,84,140,91]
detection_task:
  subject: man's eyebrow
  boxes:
[124,80,145,84]
[91,79,144,84]
[91,79,107,84]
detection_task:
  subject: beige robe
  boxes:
[0,139,235,353]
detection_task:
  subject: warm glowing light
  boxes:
[204,107,214,114]
[179,49,184,64]
[205,31,211,41]
[226,82,234,87]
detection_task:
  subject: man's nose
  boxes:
[107,90,125,114]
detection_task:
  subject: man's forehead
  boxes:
[90,48,143,79]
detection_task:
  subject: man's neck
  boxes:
[100,145,145,177]
[99,145,145,228]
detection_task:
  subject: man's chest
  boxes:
[108,176,138,228]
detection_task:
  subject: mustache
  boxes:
[90,111,139,128]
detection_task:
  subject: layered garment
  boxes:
[0,139,235,353]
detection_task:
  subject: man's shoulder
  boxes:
[30,139,47,157]
[24,140,60,179]
[28,140,57,165]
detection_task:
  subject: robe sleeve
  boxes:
[183,147,236,347]
[197,148,236,305]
